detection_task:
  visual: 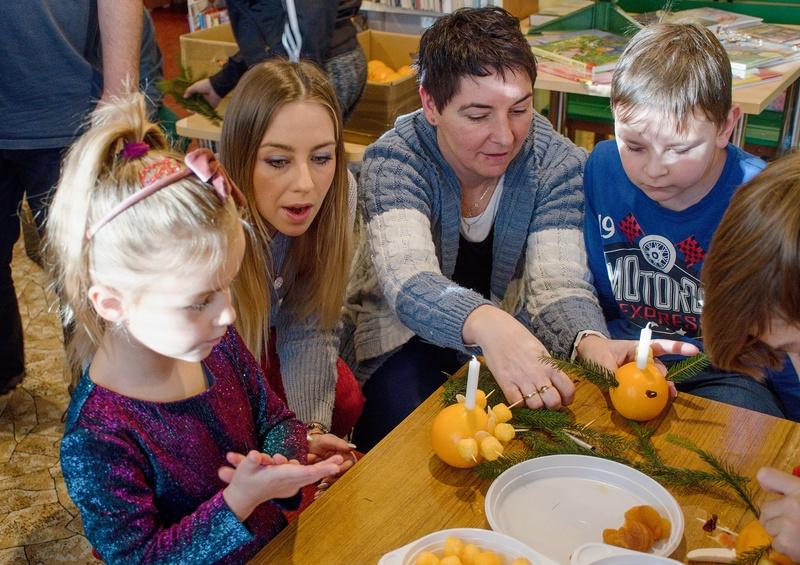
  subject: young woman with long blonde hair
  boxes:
[221,59,363,438]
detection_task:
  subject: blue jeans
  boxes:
[675,366,785,419]
[352,337,464,451]
[0,147,63,387]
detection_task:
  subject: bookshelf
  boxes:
[362,0,539,33]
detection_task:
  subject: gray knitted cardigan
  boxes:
[343,109,609,382]
[268,172,357,428]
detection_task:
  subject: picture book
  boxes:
[724,41,800,78]
[529,30,629,78]
[732,68,782,89]
[731,23,800,48]
[665,7,762,31]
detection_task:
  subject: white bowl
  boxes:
[485,455,684,564]
[378,527,560,565]
[570,543,684,565]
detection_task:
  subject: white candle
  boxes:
[465,355,480,410]
[636,322,655,369]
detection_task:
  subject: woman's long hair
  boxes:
[220,59,351,360]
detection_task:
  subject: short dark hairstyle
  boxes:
[611,23,732,132]
[417,7,537,111]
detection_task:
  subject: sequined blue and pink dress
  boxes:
[60,327,307,564]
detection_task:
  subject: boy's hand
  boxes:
[463,305,574,411]
[220,450,342,521]
[577,335,700,398]
[758,466,800,562]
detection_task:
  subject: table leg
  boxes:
[777,79,800,157]
[548,91,567,135]
[731,113,747,148]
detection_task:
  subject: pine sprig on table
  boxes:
[157,59,223,125]
[666,353,711,383]
[733,544,773,565]
[474,450,532,479]
[540,355,619,389]
[511,407,573,430]
[666,434,760,518]
[627,420,662,464]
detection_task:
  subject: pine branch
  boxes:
[540,355,618,389]
[733,545,773,565]
[511,408,573,431]
[474,450,532,479]
[157,58,223,125]
[667,434,760,517]
[626,420,662,464]
[636,462,732,491]
[666,353,711,384]
[568,426,631,458]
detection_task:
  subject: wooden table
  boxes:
[538,59,800,155]
[253,371,800,565]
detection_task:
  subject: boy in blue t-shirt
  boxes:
[584,22,795,419]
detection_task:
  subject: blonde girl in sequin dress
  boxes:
[47,93,354,564]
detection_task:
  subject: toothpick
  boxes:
[564,431,595,450]
[485,389,496,400]
[508,398,525,409]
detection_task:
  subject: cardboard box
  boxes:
[180,23,237,78]
[503,0,540,19]
[180,25,420,141]
[348,30,422,140]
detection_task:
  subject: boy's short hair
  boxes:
[702,152,800,379]
[417,6,537,111]
[611,23,732,131]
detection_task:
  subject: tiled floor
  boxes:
[0,239,95,564]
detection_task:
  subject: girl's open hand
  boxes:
[221,450,343,521]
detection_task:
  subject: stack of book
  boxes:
[662,7,763,32]
[188,0,229,31]
[624,7,800,89]
[528,30,629,84]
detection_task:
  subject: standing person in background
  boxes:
[0,0,142,396]
[221,60,364,440]
[702,151,800,560]
[185,1,366,122]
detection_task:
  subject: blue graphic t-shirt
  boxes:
[584,140,765,346]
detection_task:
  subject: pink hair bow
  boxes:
[85,148,244,240]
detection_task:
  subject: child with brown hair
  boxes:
[583,22,791,417]
[702,151,800,559]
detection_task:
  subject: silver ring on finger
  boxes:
[538,384,551,394]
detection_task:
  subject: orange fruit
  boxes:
[609,361,669,421]
[397,64,416,76]
[431,403,489,468]
[735,520,797,565]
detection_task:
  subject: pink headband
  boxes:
[85,147,244,240]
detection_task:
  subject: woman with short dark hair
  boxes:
[343,7,672,450]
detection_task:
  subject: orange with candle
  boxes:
[431,356,516,468]
[609,323,670,421]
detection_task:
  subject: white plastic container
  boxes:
[378,527,559,565]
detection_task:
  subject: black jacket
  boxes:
[209,0,361,97]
